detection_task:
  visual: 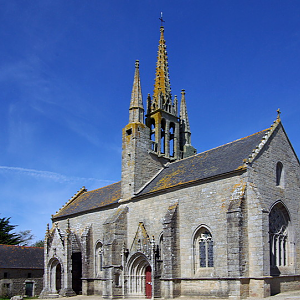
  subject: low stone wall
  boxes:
[266,275,300,296]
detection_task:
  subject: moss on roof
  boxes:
[138,129,268,195]
[53,181,121,219]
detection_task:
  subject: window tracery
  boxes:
[193,227,213,272]
[269,202,289,271]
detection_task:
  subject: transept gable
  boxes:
[244,113,282,165]
[245,118,300,167]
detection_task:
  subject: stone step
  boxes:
[43,294,59,298]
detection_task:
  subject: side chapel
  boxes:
[41,24,300,299]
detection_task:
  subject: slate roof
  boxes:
[54,181,121,219]
[139,129,268,195]
[0,244,43,269]
[53,129,269,219]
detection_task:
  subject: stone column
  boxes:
[60,232,76,296]
[165,121,170,158]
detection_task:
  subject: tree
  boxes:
[18,229,34,246]
[31,240,44,247]
[0,217,23,245]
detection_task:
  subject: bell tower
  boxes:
[121,23,196,200]
[146,25,196,160]
[146,25,180,160]
[121,61,167,200]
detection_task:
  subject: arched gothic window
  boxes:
[193,227,213,272]
[150,118,156,152]
[276,162,284,187]
[95,241,103,277]
[161,119,166,154]
[169,123,175,157]
[158,234,163,261]
[269,202,290,273]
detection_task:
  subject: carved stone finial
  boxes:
[46,223,50,236]
[151,235,156,249]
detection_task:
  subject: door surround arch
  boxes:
[126,252,152,298]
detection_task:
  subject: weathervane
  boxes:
[159,12,165,26]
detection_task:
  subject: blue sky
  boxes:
[0,1,299,243]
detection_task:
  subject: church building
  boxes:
[41,24,300,299]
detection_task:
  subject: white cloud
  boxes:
[0,165,113,185]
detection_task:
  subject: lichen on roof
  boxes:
[138,129,269,195]
[53,181,121,219]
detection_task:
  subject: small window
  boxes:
[157,234,163,260]
[276,162,284,187]
[28,273,32,278]
[95,241,103,277]
[115,273,120,287]
[4,272,8,279]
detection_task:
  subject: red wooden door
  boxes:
[145,265,152,298]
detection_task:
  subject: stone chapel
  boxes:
[41,25,300,299]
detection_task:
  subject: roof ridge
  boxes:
[87,181,120,193]
[53,182,121,218]
[167,128,270,167]
[0,244,43,249]
[54,186,87,217]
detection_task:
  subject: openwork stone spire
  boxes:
[152,26,173,114]
[180,89,191,143]
[179,89,197,158]
[129,60,144,123]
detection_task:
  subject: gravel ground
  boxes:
[64,290,300,300]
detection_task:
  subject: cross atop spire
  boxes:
[277,108,281,121]
[159,12,165,27]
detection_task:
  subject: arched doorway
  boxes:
[56,263,61,292]
[49,258,62,294]
[71,252,82,294]
[127,253,151,298]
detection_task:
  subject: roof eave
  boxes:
[52,200,120,222]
